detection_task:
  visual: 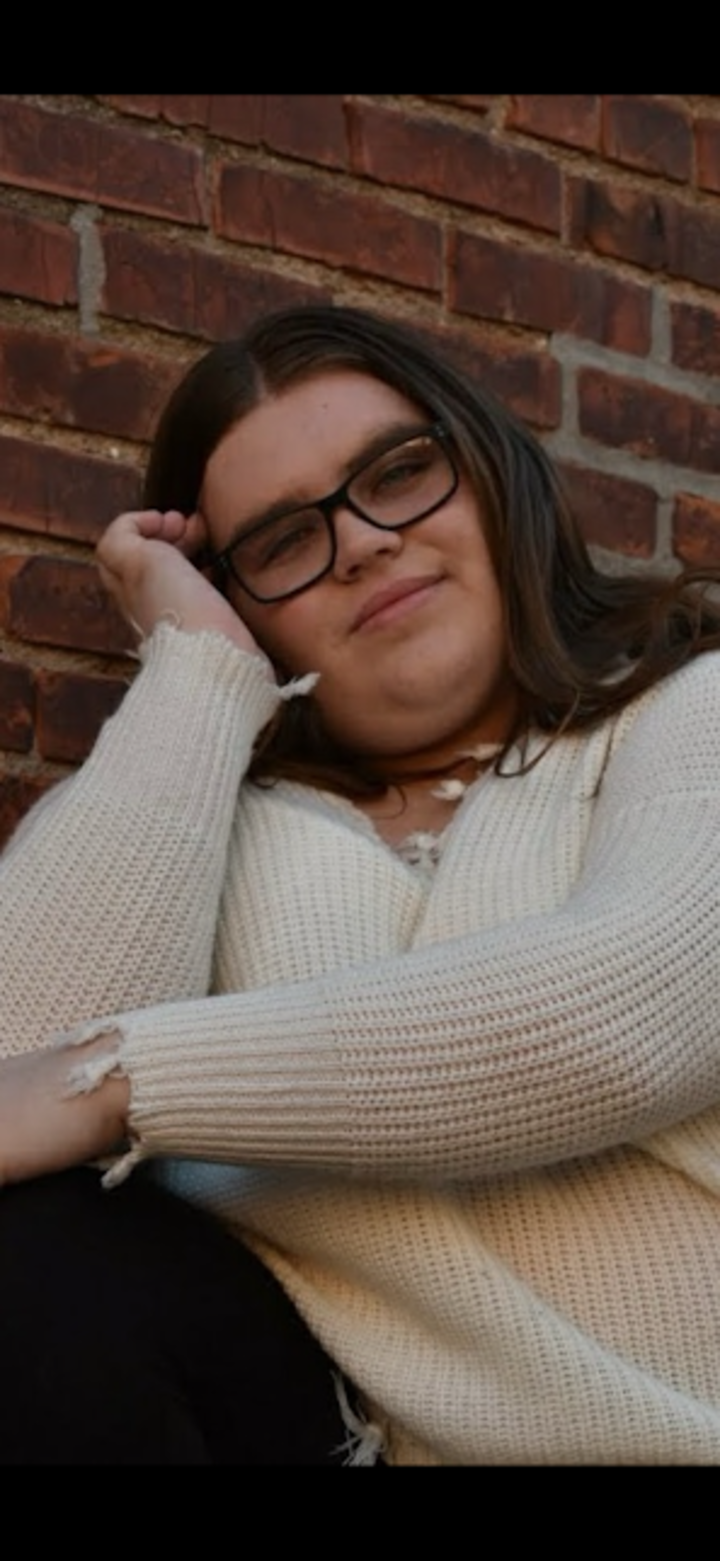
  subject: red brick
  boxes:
[0,773,57,851]
[348,101,560,234]
[205,97,264,142]
[424,96,495,113]
[507,95,600,151]
[0,435,141,546]
[602,96,692,181]
[569,177,669,271]
[0,207,77,306]
[696,118,720,194]
[671,301,720,376]
[261,96,348,168]
[97,95,167,120]
[0,659,35,752]
[557,463,657,557]
[673,207,720,292]
[36,668,128,763]
[100,94,212,126]
[415,321,561,429]
[578,368,720,473]
[0,557,23,628]
[673,492,720,566]
[0,99,205,224]
[100,95,265,144]
[570,176,720,290]
[102,228,330,339]
[102,93,349,158]
[450,231,651,353]
[0,326,184,442]
[215,165,442,292]
[7,556,135,656]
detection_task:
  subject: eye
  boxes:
[361,443,438,506]
[242,510,326,571]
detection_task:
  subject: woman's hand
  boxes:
[97,509,266,660]
[0,1042,130,1187]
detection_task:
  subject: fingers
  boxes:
[134,510,208,555]
[94,507,265,658]
[99,508,206,559]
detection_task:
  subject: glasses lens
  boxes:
[350,432,454,527]
[232,508,331,601]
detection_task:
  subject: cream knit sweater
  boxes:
[3,622,720,1465]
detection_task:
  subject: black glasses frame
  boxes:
[208,421,458,604]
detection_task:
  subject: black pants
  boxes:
[0,1166,354,1464]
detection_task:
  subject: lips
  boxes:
[351,575,442,633]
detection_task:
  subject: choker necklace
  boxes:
[382,741,503,800]
[428,741,503,802]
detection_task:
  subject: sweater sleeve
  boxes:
[0,624,282,1061]
[73,652,720,1183]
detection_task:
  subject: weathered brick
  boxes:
[0,326,184,441]
[414,321,561,429]
[97,94,168,120]
[100,94,265,144]
[450,231,651,353]
[671,300,720,376]
[424,96,495,113]
[261,96,348,168]
[0,557,23,628]
[36,668,128,762]
[215,165,442,292]
[507,95,600,151]
[673,206,720,292]
[205,96,264,143]
[578,368,720,474]
[101,228,329,340]
[0,207,77,306]
[557,463,657,557]
[7,556,135,656]
[0,658,35,752]
[602,96,692,181]
[0,773,57,852]
[569,177,669,271]
[673,492,720,566]
[570,176,720,290]
[102,93,349,160]
[696,117,720,194]
[348,101,561,233]
[0,435,141,546]
[0,99,206,224]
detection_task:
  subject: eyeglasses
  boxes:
[208,421,458,604]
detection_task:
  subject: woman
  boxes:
[1,303,720,1464]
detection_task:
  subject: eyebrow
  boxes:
[223,417,434,547]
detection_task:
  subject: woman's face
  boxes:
[201,368,517,764]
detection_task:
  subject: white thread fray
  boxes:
[100,1141,147,1188]
[277,670,320,702]
[50,1019,146,1188]
[430,777,468,802]
[332,1372,385,1467]
[62,1049,124,1097]
[459,742,502,762]
[50,1017,123,1050]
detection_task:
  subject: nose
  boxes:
[330,504,403,581]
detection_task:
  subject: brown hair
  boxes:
[144,303,720,795]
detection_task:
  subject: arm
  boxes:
[0,624,281,1060]
[61,653,720,1185]
[0,509,280,1060]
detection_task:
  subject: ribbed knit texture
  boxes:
[3,622,720,1463]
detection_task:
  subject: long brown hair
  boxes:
[144,304,720,794]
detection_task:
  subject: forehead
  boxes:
[202,368,425,521]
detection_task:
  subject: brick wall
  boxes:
[1,93,720,844]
